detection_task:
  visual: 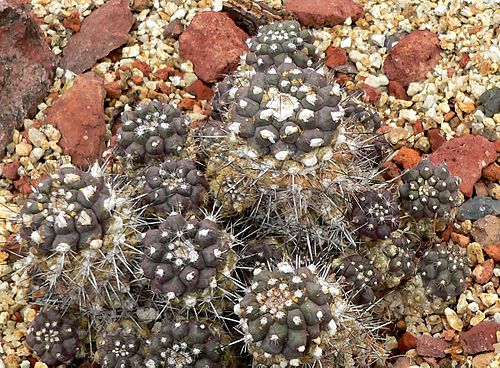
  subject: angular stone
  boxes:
[286,0,365,27]
[61,0,134,74]
[384,30,441,88]
[186,80,213,101]
[428,135,497,197]
[393,147,421,169]
[0,0,56,158]
[44,72,106,169]
[457,196,500,221]
[428,128,446,151]
[398,331,417,353]
[325,46,347,68]
[179,12,248,83]
[473,259,494,285]
[483,163,500,183]
[461,321,500,354]
[416,335,450,358]
[472,215,500,247]
[388,80,409,100]
[484,245,500,262]
[479,87,500,118]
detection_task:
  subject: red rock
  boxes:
[460,54,470,69]
[0,0,56,158]
[461,321,500,354]
[164,18,183,39]
[450,232,470,247]
[428,135,497,197]
[131,60,151,76]
[484,245,500,262]
[413,120,424,134]
[286,0,365,27]
[393,357,414,368]
[388,80,409,100]
[153,67,175,81]
[416,335,450,358]
[61,0,134,74]
[2,160,20,180]
[131,0,150,11]
[472,259,494,285]
[179,12,248,83]
[325,46,347,68]
[494,141,500,153]
[62,10,81,33]
[472,216,500,247]
[103,80,122,99]
[13,176,44,196]
[44,72,106,169]
[428,128,446,151]
[384,30,441,88]
[382,161,401,180]
[186,80,214,101]
[483,163,500,182]
[178,97,196,110]
[398,331,417,353]
[361,84,381,104]
[443,111,456,122]
[393,147,421,169]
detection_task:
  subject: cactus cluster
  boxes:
[350,189,400,240]
[229,62,344,164]
[20,165,111,252]
[145,319,225,367]
[118,100,190,163]
[418,243,470,300]
[26,309,80,366]
[399,159,461,219]
[342,99,382,131]
[140,213,236,307]
[245,20,318,70]
[142,158,207,215]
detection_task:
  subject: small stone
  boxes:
[461,321,500,354]
[467,242,485,265]
[132,0,151,11]
[450,232,470,247]
[479,293,498,308]
[458,196,500,221]
[388,80,409,100]
[428,129,445,151]
[398,331,417,353]
[2,160,20,180]
[364,74,389,88]
[361,84,381,103]
[27,128,46,147]
[384,30,441,88]
[34,363,48,368]
[185,80,213,101]
[444,307,463,331]
[286,0,365,27]
[325,46,347,68]
[459,101,476,114]
[479,87,500,118]
[483,163,500,183]
[428,135,497,197]
[164,18,183,39]
[62,10,81,33]
[472,352,496,368]
[393,147,421,169]
[416,335,450,358]
[485,245,500,262]
[473,259,494,285]
[15,142,32,157]
[29,147,44,163]
[457,294,468,314]
[103,80,122,99]
[386,126,410,145]
[472,216,500,247]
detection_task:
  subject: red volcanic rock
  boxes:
[2,160,20,180]
[428,135,497,197]
[461,321,500,354]
[286,0,364,27]
[393,147,421,169]
[384,30,441,88]
[398,331,417,353]
[61,0,134,74]
[416,335,450,358]
[179,12,249,83]
[388,80,409,100]
[325,46,347,68]
[483,162,500,182]
[0,0,56,158]
[428,128,446,151]
[472,259,494,285]
[44,72,106,169]
[484,245,500,262]
[186,80,214,101]
[361,84,381,104]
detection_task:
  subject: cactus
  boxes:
[245,21,318,71]
[95,320,148,368]
[140,213,237,308]
[26,308,80,366]
[351,189,400,240]
[118,100,190,163]
[335,253,382,304]
[399,159,461,219]
[145,318,228,367]
[142,158,207,215]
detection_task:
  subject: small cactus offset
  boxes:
[95,320,148,368]
[142,158,207,215]
[140,213,237,308]
[335,253,382,304]
[245,20,318,70]
[118,100,190,163]
[145,318,228,367]
[26,308,80,366]
[399,159,462,219]
[342,98,382,131]
[418,242,470,300]
[20,164,111,253]
[350,189,400,240]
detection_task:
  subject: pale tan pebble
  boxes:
[27,128,48,148]
[407,82,423,97]
[457,294,468,314]
[40,125,61,142]
[462,220,473,233]
[480,293,499,308]
[399,109,418,122]
[468,242,485,265]
[15,142,32,157]
[3,354,20,368]
[19,361,30,368]
[384,335,399,350]
[414,136,430,153]
[488,183,500,200]
[34,363,49,368]
[444,307,463,331]
[470,311,486,326]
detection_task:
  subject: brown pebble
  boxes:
[450,232,470,247]
[473,259,494,285]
